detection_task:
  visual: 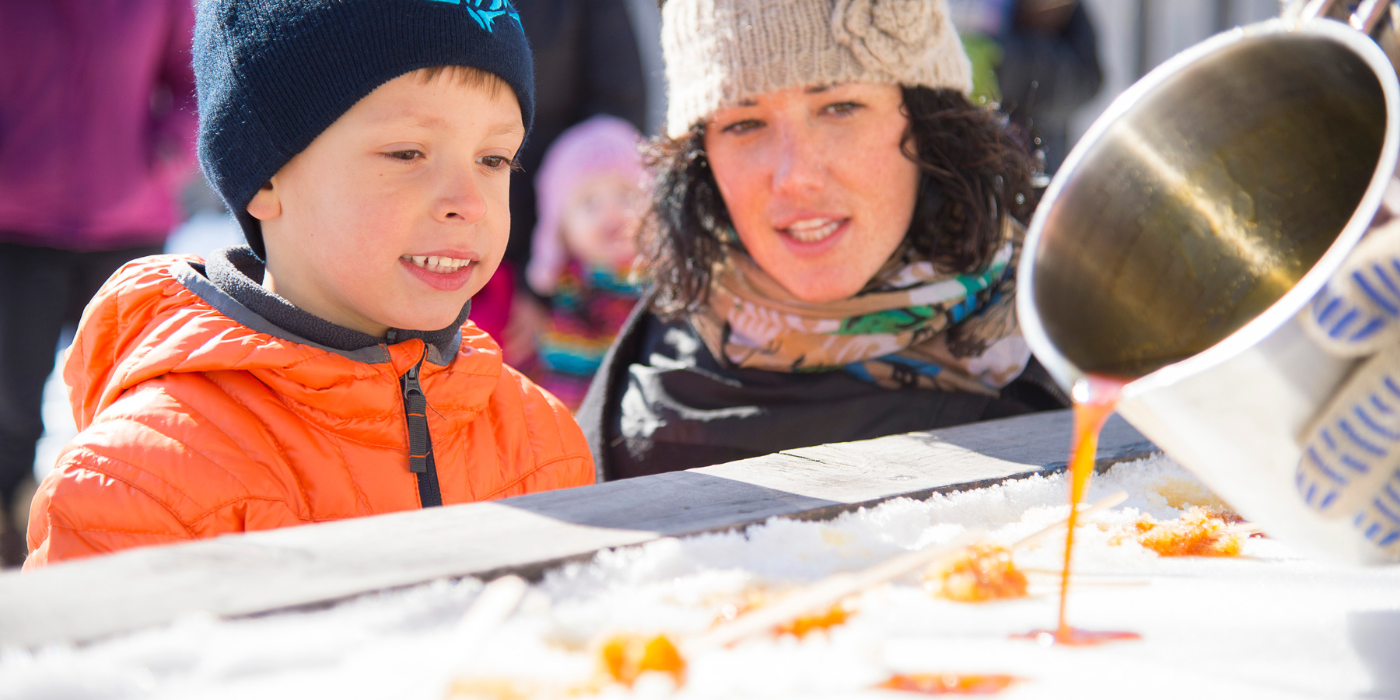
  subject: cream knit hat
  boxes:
[661,0,973,138]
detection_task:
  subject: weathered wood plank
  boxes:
[0,409,1153,648]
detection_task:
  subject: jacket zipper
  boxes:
[399,347,443,508]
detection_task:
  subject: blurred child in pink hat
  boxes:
[526,115,646,410]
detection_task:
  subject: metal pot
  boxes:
[1017,9,1400,562]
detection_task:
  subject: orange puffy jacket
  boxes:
[25,256,594,568]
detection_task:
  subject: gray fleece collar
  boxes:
[174,246,466,366]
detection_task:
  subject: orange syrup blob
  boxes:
[777,603,849,638]
[924,543,1028,603]
[1130,507,1245,557]
[878,673,1020,695]
[597,634,686,687]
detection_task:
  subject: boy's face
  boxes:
[249,70,524,337]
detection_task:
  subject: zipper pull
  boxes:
[401,357,429,475]
[399,344,442,507]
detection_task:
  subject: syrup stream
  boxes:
[1058,375,1126,638]
[1017,374,1141,646]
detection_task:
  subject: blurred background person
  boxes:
[525,116,647,411]
[950,0,1104,173]
[471,0,649,367]
[0,0,197,567]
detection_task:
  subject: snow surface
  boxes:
[3,455,1398,699]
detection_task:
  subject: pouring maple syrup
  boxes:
[1017,374,1141,646]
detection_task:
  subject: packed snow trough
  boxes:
[1,418,1397,698]
[0,410,1154,648]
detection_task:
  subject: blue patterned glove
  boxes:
[1296,347,1400,554]
[1304,218,1400,357]
[1298,218,1400,557]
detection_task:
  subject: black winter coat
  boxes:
[575,291,1069,482]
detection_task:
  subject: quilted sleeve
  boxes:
[24,444,196,569]
[23,376,304,569]
[509,365,597,492]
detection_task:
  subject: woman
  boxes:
[577,0,1066,480]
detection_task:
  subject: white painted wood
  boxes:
[0,410,1153,648]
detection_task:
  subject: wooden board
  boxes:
[0,409,1153,648]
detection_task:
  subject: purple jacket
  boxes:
[0,0,197,250]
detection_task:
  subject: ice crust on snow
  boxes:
[3,454,1397,700]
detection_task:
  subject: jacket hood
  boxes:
[64,255,502,432]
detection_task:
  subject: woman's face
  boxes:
[703,82,919,303]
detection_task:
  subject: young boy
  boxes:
[24,0,594,568]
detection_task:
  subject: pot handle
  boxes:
[1302,0,1393,35]
[1351,0,1393,34]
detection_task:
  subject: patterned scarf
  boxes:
[691,233,1030,395]
[533,261,643,410]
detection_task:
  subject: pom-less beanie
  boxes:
[193,0,535,259]
[661,0,972,138]
[527,115,645,296]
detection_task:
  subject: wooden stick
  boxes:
[1012,490,1129,551]
[687,491,1130,652]
[450,575,527,669]
[439,575,529,698]
[686,531,982,653]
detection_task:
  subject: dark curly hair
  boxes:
[642,86,1038,316]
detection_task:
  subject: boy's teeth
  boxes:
[403,255,472,273]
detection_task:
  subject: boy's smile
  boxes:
[400,251,479,290]
[248,67,524,337]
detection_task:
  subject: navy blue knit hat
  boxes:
[193,0,535,260]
